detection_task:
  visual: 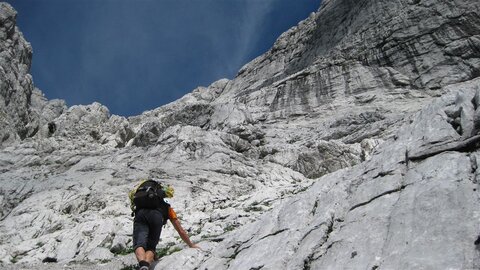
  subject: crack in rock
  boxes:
[302,214,335,270]
[409,135,480,161]
[258,228,289,241]
[349,183,412,212]
[223,235,256,262]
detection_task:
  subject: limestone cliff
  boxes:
[0,0,479,269]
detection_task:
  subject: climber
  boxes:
[129,179,200,270]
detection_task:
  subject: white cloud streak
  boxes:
[218,1,274,77]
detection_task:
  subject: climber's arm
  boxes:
[171,218,199,248]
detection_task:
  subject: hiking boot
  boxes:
[138,260,150,270]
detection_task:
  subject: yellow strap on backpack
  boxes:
[129,179,148,211]
[164,185,174,198]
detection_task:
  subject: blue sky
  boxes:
[8,0,320,116]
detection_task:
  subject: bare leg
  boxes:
[135,247,147,262]
[145,250,155,263]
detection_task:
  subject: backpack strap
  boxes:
[159,200,171,226]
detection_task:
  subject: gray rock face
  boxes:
[183,79,480,270]
[0,2,33,144]
[0,0,479,269]
[0,3,67,147]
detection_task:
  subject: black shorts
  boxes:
[133,208,164,252]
